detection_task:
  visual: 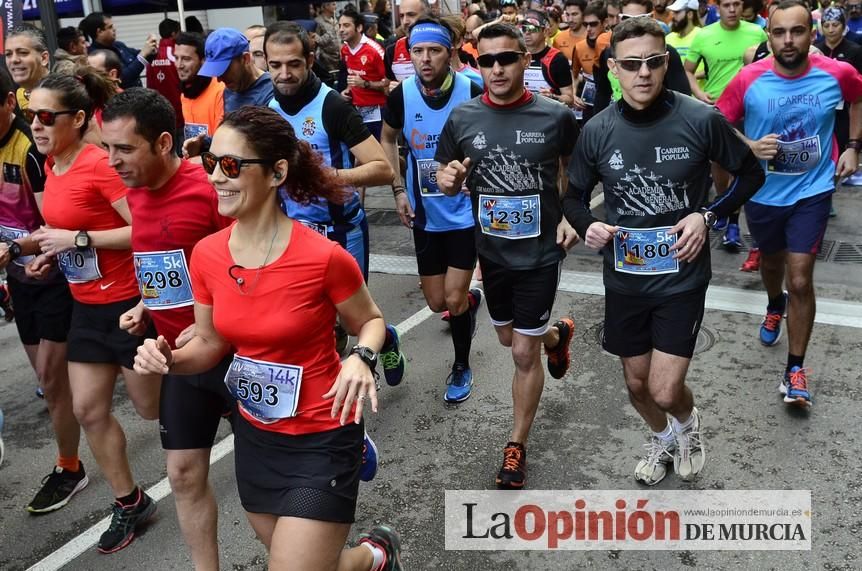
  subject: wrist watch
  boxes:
[847,139,862,150]
[700,209,718,229]
[2,238,21,260]
[349,345,378,370]
[74,230,90,250]
[363,80,370,89]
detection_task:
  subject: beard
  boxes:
[671,17,689,34]
[774,48,807,70]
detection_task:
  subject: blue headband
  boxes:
[822,7,845,24]
[409,23,452,49]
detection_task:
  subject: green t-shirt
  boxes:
[668,27,705,88]
[686,20,767,99]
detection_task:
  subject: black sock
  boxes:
[767,293,786,311]
[450,310,472,367]
[786,354,804,373]
[729,212,740,225]
[116,487,140,506]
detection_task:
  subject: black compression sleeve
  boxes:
[322,93,371,148]
[550,54,574,88]
[563,179,600,238]
[704,152,765,218]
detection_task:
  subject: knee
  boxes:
[786,273,813,297]
[444,290,468,314]
[511,343,540,372]
[72,399,108,429]
[133,401,159,421]
[168,458,207,498]
[426,297,447,313]
[495,328,513,347]
[625,375,650,400]
[648,383,681,412]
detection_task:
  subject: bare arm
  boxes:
[339,135,395,188]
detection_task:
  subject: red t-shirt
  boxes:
[127,160,230,347]
[341,35,388,107]
[190,222,365,435]
[146,38,184,131]
[41,144,138,304]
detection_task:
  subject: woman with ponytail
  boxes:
[135,106,403,570]
[26,71,161,554]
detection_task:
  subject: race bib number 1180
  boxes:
[613,226,679,275]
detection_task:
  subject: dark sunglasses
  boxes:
[23,108,78,126]
[477,51,525,68]
[619,13,652,21]
[584,20,602,27]
[201,152,273,179]
[614,52,668,72]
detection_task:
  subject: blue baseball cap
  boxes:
[199,28,250,77]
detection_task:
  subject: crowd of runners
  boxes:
[0,0,857,568]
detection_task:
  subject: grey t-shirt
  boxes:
[567,93,751,296]
[435,95,578,270]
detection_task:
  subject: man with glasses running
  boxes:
[436,23,578,490]
[716,0,862,408]
[564,17,764,485]
[521,10,575,106]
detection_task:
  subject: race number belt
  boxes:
[0,224,35,266]
[768,136,820,175]
[613,226,679,275]
[356,105,382,124]
[225,354,303,423]
[478,194,541,240]
[133,249,194,310]
[57,248,101,283]
[581,73,596,106]
[415,158,442,196]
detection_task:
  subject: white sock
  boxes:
[672,413,695,432]
[362,541,385,571]
[653,422,675,444]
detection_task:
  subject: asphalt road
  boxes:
[1,186,861,570]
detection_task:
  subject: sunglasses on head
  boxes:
[201,152,273,179]
[477,51,525,68]
[620,12,652,21]
[614,52,669,72]
[23,108,78,126]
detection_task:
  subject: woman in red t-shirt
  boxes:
[135,106,403,570]
[25,73,161,554]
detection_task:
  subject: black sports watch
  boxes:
[700,209,718,230]
[2,238,21,260]
[74,230,90,250]
[349,345,378,370]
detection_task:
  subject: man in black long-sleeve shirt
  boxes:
[563,18,764,487]
[592,0,691,113]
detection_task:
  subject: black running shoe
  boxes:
[358,524,403,570]
[546,318,574,380]
[26,464,89,513]
[97,488,157,554]
[496,441,527,489]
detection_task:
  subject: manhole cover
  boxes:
[586,322,716,356]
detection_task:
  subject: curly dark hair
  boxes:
[219,107,348,205]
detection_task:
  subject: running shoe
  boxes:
[27,464,89,513]
[780,366,813,408]
[0,408,5,468]
[712,216,728,231]
[97,488,157,554]
[444,363,473,403]
[360,432,378,482]
[496,442,527,489]
[334,323,349,356]
[546,318,574,380]
[468,288,483,338]
[672,408,705,482]
[843,171,862,186]
[358,524,403,571]
[634,435,675,486]
[380,325,405,387]
[740,248,761,272]
[36,387,45,399]
[722,223,743,252]
[759,291,788,346]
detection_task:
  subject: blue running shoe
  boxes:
[380,325,405,386]
[445,363,473,403]
[722,223,743,251]
[759,291,787,346]
[780,367,812,408]
[712,216,729,231]
[360,432,378,482]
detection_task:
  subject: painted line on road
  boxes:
[27,302,437,571]
[371,254,862,329]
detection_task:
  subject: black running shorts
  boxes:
[412,226,477,276]
[602,286,707,359]
[66,296,154,369]
[480,256,561,336]
[233,417,363,523]
[6,276,73,345]
[159,356,233,450]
